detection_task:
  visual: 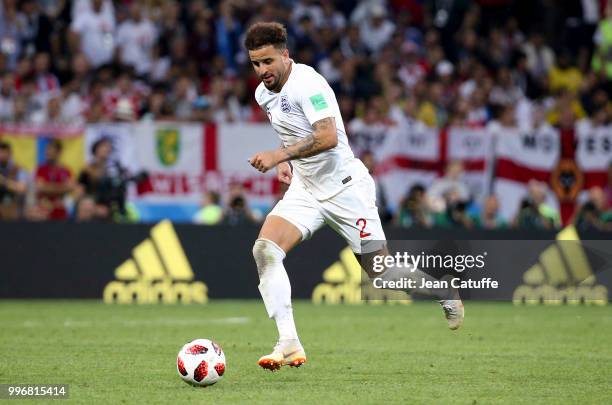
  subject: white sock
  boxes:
[253,238,299,342]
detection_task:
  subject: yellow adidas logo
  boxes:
[103,220,208,304]
[311,247,410,304]
[513,226,607,305]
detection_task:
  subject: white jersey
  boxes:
[255,62,367,200]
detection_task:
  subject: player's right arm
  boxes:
[249,117,338,173]
[280,117,338,161]
[279,70,340,161]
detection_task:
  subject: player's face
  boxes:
[249,45,290,92]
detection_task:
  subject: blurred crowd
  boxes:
[365,155,612,232]
[2,0,612,126]
[1,0,612,229]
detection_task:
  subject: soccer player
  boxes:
[245,22,464,371]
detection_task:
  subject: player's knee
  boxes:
[252,238,286,273]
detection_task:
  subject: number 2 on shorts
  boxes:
[356,218,371,238]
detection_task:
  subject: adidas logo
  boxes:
[103,220,208,304]
[513,226,607,305]
[311,247,410,304]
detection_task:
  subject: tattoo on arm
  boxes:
[312,117,334,133]
[282,117,336,160]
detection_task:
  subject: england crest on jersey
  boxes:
[280,95,291,113]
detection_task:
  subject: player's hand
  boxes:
[248,150,284,173]
[277,162,292,185]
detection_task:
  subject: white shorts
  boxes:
[268,174,386,254]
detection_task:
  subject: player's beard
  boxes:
[262,68,284,91]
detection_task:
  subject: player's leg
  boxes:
[253,183,325,370]
[355,247,464,330]
[254,215,305,370]
[322,175,464,329]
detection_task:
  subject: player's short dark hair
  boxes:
[0,141,10,151]
[244,22,287,51]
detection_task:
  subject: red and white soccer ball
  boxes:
[177,339,226,387]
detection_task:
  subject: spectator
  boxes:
[34,140,73,220]
[473,195,507,229]
[417,81,449,127]
[521,31,555,81]
[65,53,92,96]
[222,182,257,225]
[395,184,431,228]
[140,86,172,121]
[74,195,97,222]
[512,50,543,100]
[428,160,471,211]
[465,88,491,127]
[193,191,223,225]
[103,69,144,121]
[348,100,389,156]
[548,51,583,95]
[17,75,45,119]
[116,2,157,77]
[320,0,346,32]
[514,180,559,230]
[291,0,323,28]
[318,48,343,87]
[359,4,395,55]
[18,0,53,55]
[489,67,524,107]
[215,0,243,75]
[33,52,60,97]
[0,72,15,122]
[188,14,215,77]
[155,0,184,59]
[0,141,27,220]
[340,24,368,60]
[69,0,116,68]
[77,137,133,221]
[30,93,72,124]
[169,76,197,120]
[573,187,612,231]
[397,41,426,91]
[433,189,474,229]
[592,4,612,80]
[222,194,257,226]
[0,0,23,70]
[210,78,250,123]
[83,80,111,122]
[11,94,30,122]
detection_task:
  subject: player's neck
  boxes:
[272,61,293,93]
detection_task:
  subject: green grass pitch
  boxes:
[1,301,611,404]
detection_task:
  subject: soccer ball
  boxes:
[177,339,226,387]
